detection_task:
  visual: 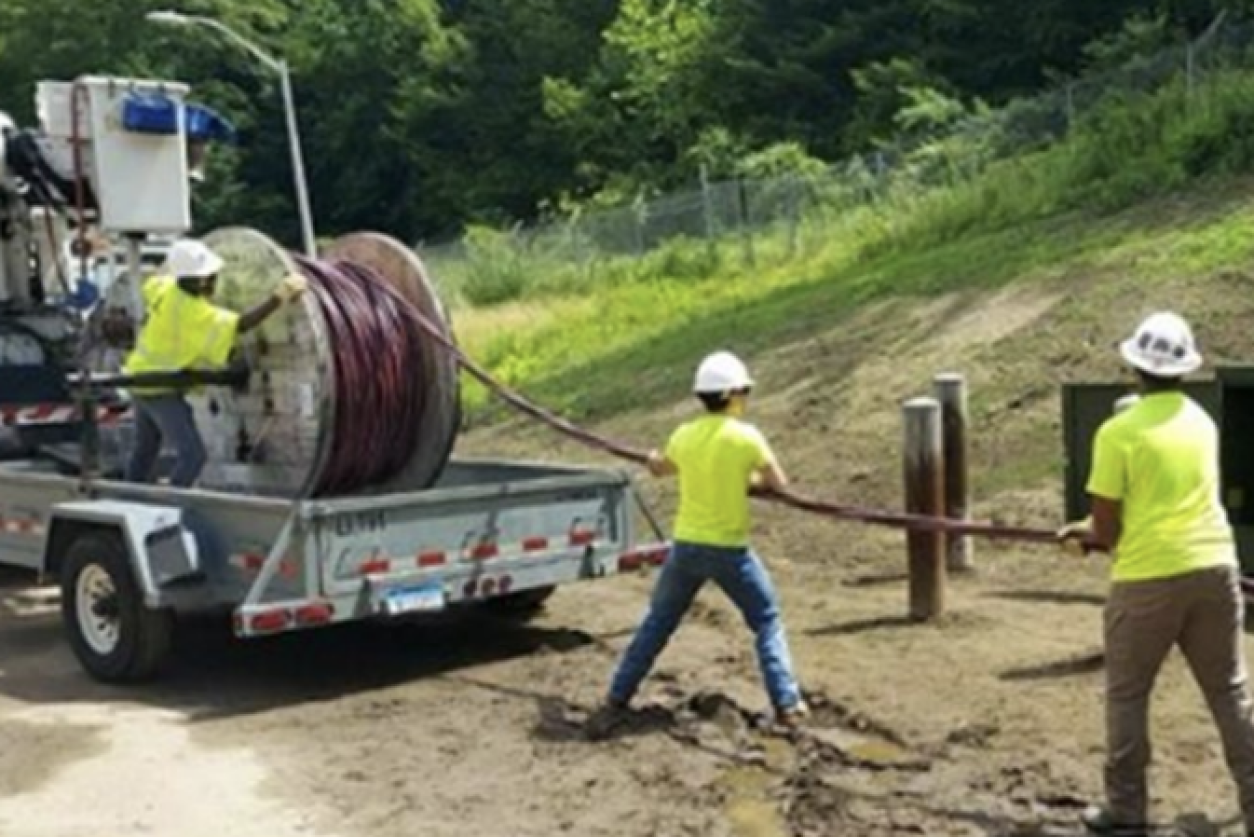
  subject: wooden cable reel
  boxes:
[191,228,460,497]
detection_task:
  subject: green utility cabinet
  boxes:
[1062,367,1254,572]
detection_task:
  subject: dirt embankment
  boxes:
[3,271,1254,836]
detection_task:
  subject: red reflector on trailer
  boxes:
[417,551,446,568]
[242,553,265,572]
[249,609,291,633]
[469,543,499,560]
[618,544,670,572]
[569,529,597,547]
[294,602,335,626]
[360,557,391,575]
[523,537,549,552]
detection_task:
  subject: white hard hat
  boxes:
[694,351,754,394]
[1119,312,1202,377]
[165,238,224,279]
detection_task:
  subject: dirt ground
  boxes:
[4,275,1254,837]
[1,540,1247,837]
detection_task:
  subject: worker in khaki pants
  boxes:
[1062,312,1254,837]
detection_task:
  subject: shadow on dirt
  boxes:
[840,571,909,589]
[806,614,917,637]
[999,651,1105,682]
[0,574,626,722]
[988,589,1106,607]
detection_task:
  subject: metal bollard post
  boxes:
[903,397,946,620]
[934,373,973,572]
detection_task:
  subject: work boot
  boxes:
[585,698,630,741]
[1080,805,1148,837]
[776,700,810,729]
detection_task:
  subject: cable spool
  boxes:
[190,227,459,498]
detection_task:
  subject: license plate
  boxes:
[382,582,445,616]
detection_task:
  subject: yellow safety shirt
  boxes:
[1087,391,1236,581]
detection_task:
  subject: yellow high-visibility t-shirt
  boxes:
[1086,391,1236,582]
[666,414,773,548]
[123,276,240,393]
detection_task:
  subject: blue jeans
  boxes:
[124,395,207,488]
[609,541,802,710]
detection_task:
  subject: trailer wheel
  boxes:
[480,585,557,620]
[60,531,174,683]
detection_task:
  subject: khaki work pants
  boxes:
[1105,565,1254,827]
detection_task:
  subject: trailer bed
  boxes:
[0,455,666,680]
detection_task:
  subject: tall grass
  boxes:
[869,70,1254,256]
[451,67,1254,421]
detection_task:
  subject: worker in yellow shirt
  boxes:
[1061,312,1254,836]
[123,238,307,487]
[594,351,806,733]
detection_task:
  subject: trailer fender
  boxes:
[44,501,201,606]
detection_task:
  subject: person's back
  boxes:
[1091,391,1236,582]
[669,414,770,549]
[1066,312,1254,837]
[595,351,806,732]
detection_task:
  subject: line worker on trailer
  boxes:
[1061,312,1254,837]
[594,351,807,732]
[123,238,308,487]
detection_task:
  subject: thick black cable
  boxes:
[398,302,1061,545]
[288,251,1058,543]
[294,255,428,497]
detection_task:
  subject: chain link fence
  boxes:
[418,14,1254,308]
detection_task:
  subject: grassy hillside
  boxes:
[452,67,1254,418]
[448,68,1254,529]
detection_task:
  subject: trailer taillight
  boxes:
[249,609,291,633]
[618,544,670,572]
[294,602,335,627]
[360,556,391,575]
[569,528,597,547]
[417,551,446,568]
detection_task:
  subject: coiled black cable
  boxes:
[295,255,428,497]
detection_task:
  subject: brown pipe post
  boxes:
[903,397,946,620]
[934,373,973,572]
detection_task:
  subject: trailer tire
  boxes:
[480,585,557,620]
[60,531,174,683]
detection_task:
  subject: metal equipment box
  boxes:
[1062,367,1254,571]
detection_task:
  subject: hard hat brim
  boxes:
[693,380,754,394]
[1119,338,1203,377]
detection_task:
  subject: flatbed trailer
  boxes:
[0,452,667,682]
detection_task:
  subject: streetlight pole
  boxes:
[276,61,316,258]
[146,11,317,257]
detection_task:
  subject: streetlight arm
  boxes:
[146,9,316,255]
[188,16,284,74]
